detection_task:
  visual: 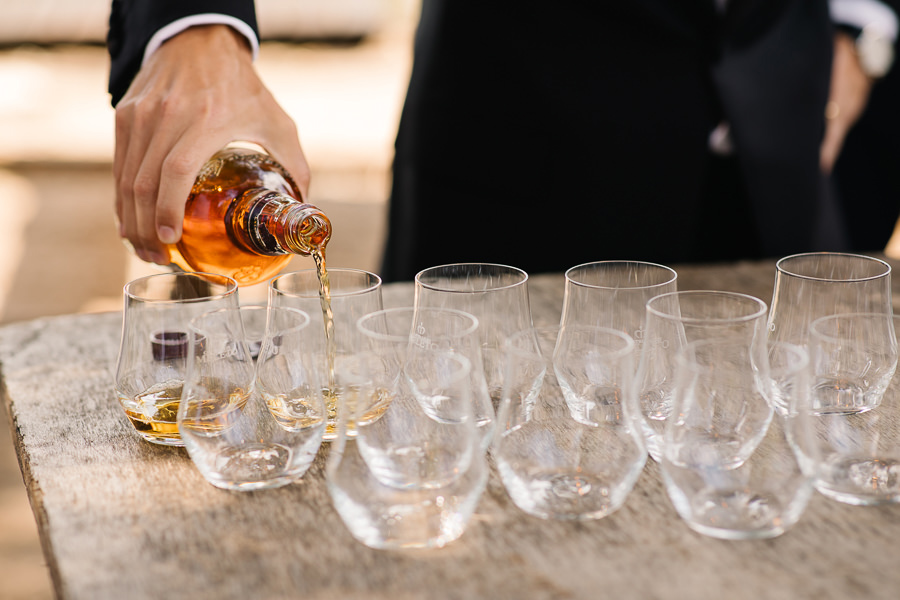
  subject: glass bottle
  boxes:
[169,143,332,286]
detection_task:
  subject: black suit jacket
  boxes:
[107,0,835,281]
[379,0,835,280]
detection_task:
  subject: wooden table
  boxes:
[4,259,900,600]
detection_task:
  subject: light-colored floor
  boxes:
[0,6,416,597]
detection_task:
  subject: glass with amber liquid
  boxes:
[170,144,332,287]
[114,271,239,446]
[179,305,327,490]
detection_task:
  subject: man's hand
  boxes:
[114,24,310,264]
[820,31,875,174]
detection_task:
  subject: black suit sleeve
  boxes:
[107,0,259,106]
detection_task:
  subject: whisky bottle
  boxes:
[169,144,332,286]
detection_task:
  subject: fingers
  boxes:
[112,24,310,267]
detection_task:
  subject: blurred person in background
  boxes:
[828,0,900,253]
[107,0,897,282]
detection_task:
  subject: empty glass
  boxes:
[114,271,239,446]
[326,307,488,549]
[178,305,327,491]
[560,261,677,372]
[801,313,900,505]
[494,326,646,520]
[767,252,892,350]
[635,290,769,460]
[414,263,534,415]
[269,267,383,440]
[661,339,815,540]
[351,307,480,489]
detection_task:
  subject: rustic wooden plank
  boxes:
[3,259,900,600]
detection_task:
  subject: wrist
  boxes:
[835,23,895,79]
[143,15,259,68]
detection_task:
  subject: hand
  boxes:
[114,25,310,264]
[820,32,874,174]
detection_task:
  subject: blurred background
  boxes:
[0,0,417,597]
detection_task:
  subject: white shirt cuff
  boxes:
[141,14,260,67]
[830,0,899,40]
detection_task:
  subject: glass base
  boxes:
[815,457,900,506]
[135,431,184,447]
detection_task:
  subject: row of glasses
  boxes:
[113,252,900,546]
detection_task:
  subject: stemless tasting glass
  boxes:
[114,271,239,446]
[661,339,815,540]
[801,313,900,504]
[178,305,327,491]
[768,252,892,350]
[560,261,677,372]
[636,291,768,461]
[495,326,646,520]
[414,263,534,415]
[269,268,383,441]
[352,307,481,489]
[326,308,488,550]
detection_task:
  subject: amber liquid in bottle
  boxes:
[168,146,331,287]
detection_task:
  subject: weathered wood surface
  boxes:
[4,258,900,600]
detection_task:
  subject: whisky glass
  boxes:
[178,305,327,491]
[660,340,815,540]
[635,291,768,461]
[414,263,534,420]
[353,307,480,489]
[326,308,488,549]
[269,267,383,440]
[767,252,892,350]
[495,326,645,520]
[560,260,677,375]
[801,313,900,505]
[114,271,239,446]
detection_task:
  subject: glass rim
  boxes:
[123,271,238,304]
[189,305,311,336]
[564,260,677,290]
[775,252,891,283]
[646,290,767,324]
[414,262,528,293]
[809,311,898,341]
[356,306,479,343]
[270,267,382,299]
[505,325,635,361]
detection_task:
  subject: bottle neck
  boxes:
[231,188,331,257]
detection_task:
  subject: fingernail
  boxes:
[158,226,179,244]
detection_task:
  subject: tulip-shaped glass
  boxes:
[661,339,815,540]
[114,271,239,446]
[495,326,645,520]
[636,290,768,460]
[178,305,326,490]
[326,307,488,549]
[801,313,900,504]
[269,268,383,440]
[414,263,534,416]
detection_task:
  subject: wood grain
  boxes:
[3,258,900,600]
